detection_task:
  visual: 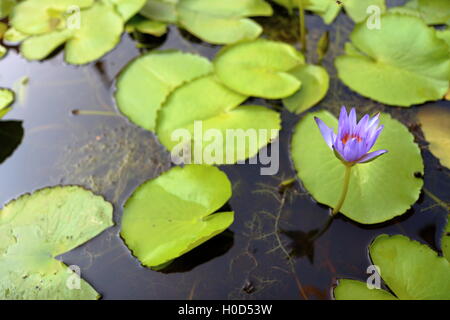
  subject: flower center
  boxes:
[341,133,362,144]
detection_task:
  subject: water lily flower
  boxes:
[315,106,387,166]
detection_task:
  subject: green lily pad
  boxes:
[282,64,329,114]
[214,39,304,99]
[334,235,450,300]
[3,27,28,43]
[140,0,178,23]
[272,0,385,23]
[108,0,146,21]
[126,15,168,36]
[396,0,450,25]
[334,279,397,300]
[417,106,450,169]
[0,0,16,19]
[0,45,6,60]
[121,164,234,269]
[115,50,213,131]
[64,1,124,65]
[21,29,73,61]
[443,217,450,263]
[437,29,450,48]
[177,0,272,44]
[291,110,423,224]
[0,186,113,299]
[11,0,94,35]
[335,14,450,107]
[0,88,14,118]
[156,75,280,164]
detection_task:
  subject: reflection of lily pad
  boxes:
[0,186,113,299]
[335,14,450,107]
[121,164,234,269]
[291,110,423,224]
[214,39,304,99]
[0,88,14,118]
[282,64,329,114]
[334,235,450,300]
[156,75,280,164]
[177,0,273,44]
[417,106,450,169]
[115,50,212,131]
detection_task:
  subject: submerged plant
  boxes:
[315,106,387,215]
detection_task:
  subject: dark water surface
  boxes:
[0,3,449,299]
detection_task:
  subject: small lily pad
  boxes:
[291,110,423,224]
[121,164,234,269]
[156,75,280,164]
[177,0,273,44]
[417,106,450,169]
[3,27,28,44]
[140,0,178,23]
[126,15,168,36]
[115,50,213,131]
[0,88,14,118]
[335,14,450,107]
[282,64,329,114]
[0,186,113,300]
[21,29,73,61]
[334,235,450,300]
[108,0,146,21]
[214,39,304,99]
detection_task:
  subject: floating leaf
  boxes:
[177,0,273,44]
[0,186,113,299]
[282,64,329,114]
[3,27,28,44]
[0,0,16,19]
[140,0,178,23]
[121,164,234,269]
[126,15,168,36]
[437,29,450,48]
[395,0,450,25]
[0,88,14,118]
[417,106,450,169]
[336,14,450,107]
[334,279,397,300]
[11,0,94,35]
[64,1,124,65]
[335,235,450,300]
[291,110,423,224]
[214,39,304,99]
[21,29,73,61]
[156,75,280,164]
[343,0,386,23]
[108,0,146,21]
[115,50,212,131]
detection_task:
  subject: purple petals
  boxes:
[357,149,388,163]
[315,117,334,149]
[314,107,387,165]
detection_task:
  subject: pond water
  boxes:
[0,2,449,299]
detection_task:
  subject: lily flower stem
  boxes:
[332,164,352,215]
[298,0,307,53]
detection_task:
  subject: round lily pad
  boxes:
[214,39,305,99]
[177,0,273,44]
[335,14,450,107]
[20,29,73,61]
[282,64,329,114]
[11,0,94,35]
[115,50,213,131]
[156,75,280,164]
[64,1,124,65]
[291,110,424,224]
[334,234,450,300]
[0,186,113,300]
[120,164,234,269]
